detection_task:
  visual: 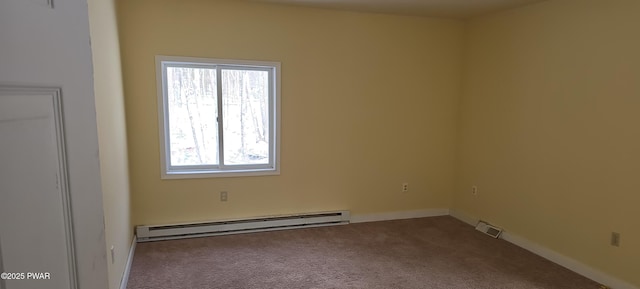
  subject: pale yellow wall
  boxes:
[88,0,133,288]
[117,0,464,225]
[455,0,640,286]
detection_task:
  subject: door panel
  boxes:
[0,88,75,289]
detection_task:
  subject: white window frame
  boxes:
[156,55,281,179]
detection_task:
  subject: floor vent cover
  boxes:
[475,220,503,238]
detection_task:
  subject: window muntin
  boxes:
[157,56,280,178]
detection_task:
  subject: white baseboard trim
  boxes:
[351,208,449,223]
[120,235,137,289]
[449,209,478,226]
[448,210,638,289]
[501,232,638,289]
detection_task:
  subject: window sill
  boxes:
[161,168,280,179]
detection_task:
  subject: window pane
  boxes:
[221,69,270,165]
[166,66,218,166]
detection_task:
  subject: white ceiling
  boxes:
[246,0,548,18]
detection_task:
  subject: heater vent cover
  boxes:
[136,211,350,242]
[475,220,503,238]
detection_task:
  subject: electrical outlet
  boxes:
[220,191,228,202]
[611,232,620,247]
[110,245,115,264]
[402,183,409,192]
[472,186,478,196]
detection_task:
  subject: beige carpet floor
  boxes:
[127,216,602,289]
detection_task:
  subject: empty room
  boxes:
[1,0,638,289]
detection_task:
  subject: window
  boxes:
[156,56,280,178]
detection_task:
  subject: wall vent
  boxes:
[136,211,350,242]
[475,220,503,238]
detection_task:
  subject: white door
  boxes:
[0,88,75,289]
[0,0,109,289]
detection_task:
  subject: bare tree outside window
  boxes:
[222,69,269,165]
[167,66,218,166]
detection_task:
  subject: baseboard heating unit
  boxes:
[136,211,350,242]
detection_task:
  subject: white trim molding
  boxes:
[351,208,450,223]
[120,235,137,289]
[448,210,638,289]
[0,85,79,288]
[448,209,478,226]
[155,55,281,179]
[501,232,638,289]
[0,237,4,289]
